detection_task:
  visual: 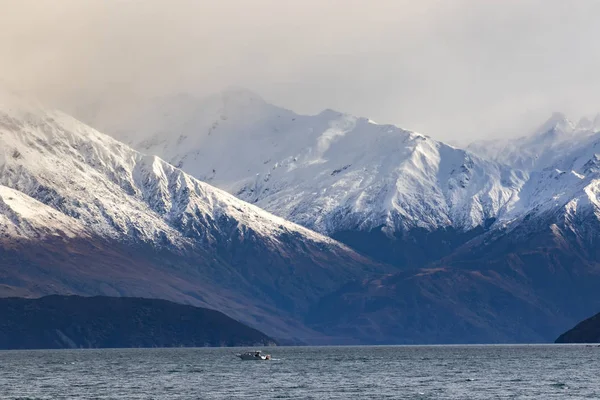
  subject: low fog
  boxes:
[2,0,600,141]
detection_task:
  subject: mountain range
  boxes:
[93,89,526,267]
[2,87,600,344]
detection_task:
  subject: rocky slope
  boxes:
[308,207,600,343]
[0,295,276,349]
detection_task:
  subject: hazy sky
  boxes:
[2,0,600,142]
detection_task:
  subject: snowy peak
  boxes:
[92,91,525,236]
[70,89,600,269]
[467,112,600,226]
[0,97,342,251]
[533,112,574,139]
[469,112,600,172]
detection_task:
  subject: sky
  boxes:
[2,0,600,142]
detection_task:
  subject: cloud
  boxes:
[2,0,600,141]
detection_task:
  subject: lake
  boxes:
[1,345,598,399]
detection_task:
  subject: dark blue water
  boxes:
[1,345,598,399]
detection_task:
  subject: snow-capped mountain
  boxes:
[468,112,600,172]
[105,89,527,232]
[5,88,600,344]
[305,135,600,343]
[0,92,345,248]
[0,91,384,343]
[90,89,530,266]
[465,111,600,231]
[89,90,600,269]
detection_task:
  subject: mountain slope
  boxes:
[0,92,384,343]
[92,90,526,266]
[307,204,600,344]
[0,295,276,349]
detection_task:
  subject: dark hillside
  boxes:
[0,295,276,349]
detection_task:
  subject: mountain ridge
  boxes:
[95,90,600,252]
[91,90,529,266]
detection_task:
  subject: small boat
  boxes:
[236,350,271,360]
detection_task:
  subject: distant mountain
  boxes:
[468,112,600,172]
[555,310,600,344]
[0,90,384,344]
[306,113,600,343]
[90,89,526,267]
[308,205,600,344]
[0,295,276,349]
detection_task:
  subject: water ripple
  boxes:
[0,345,599,399]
